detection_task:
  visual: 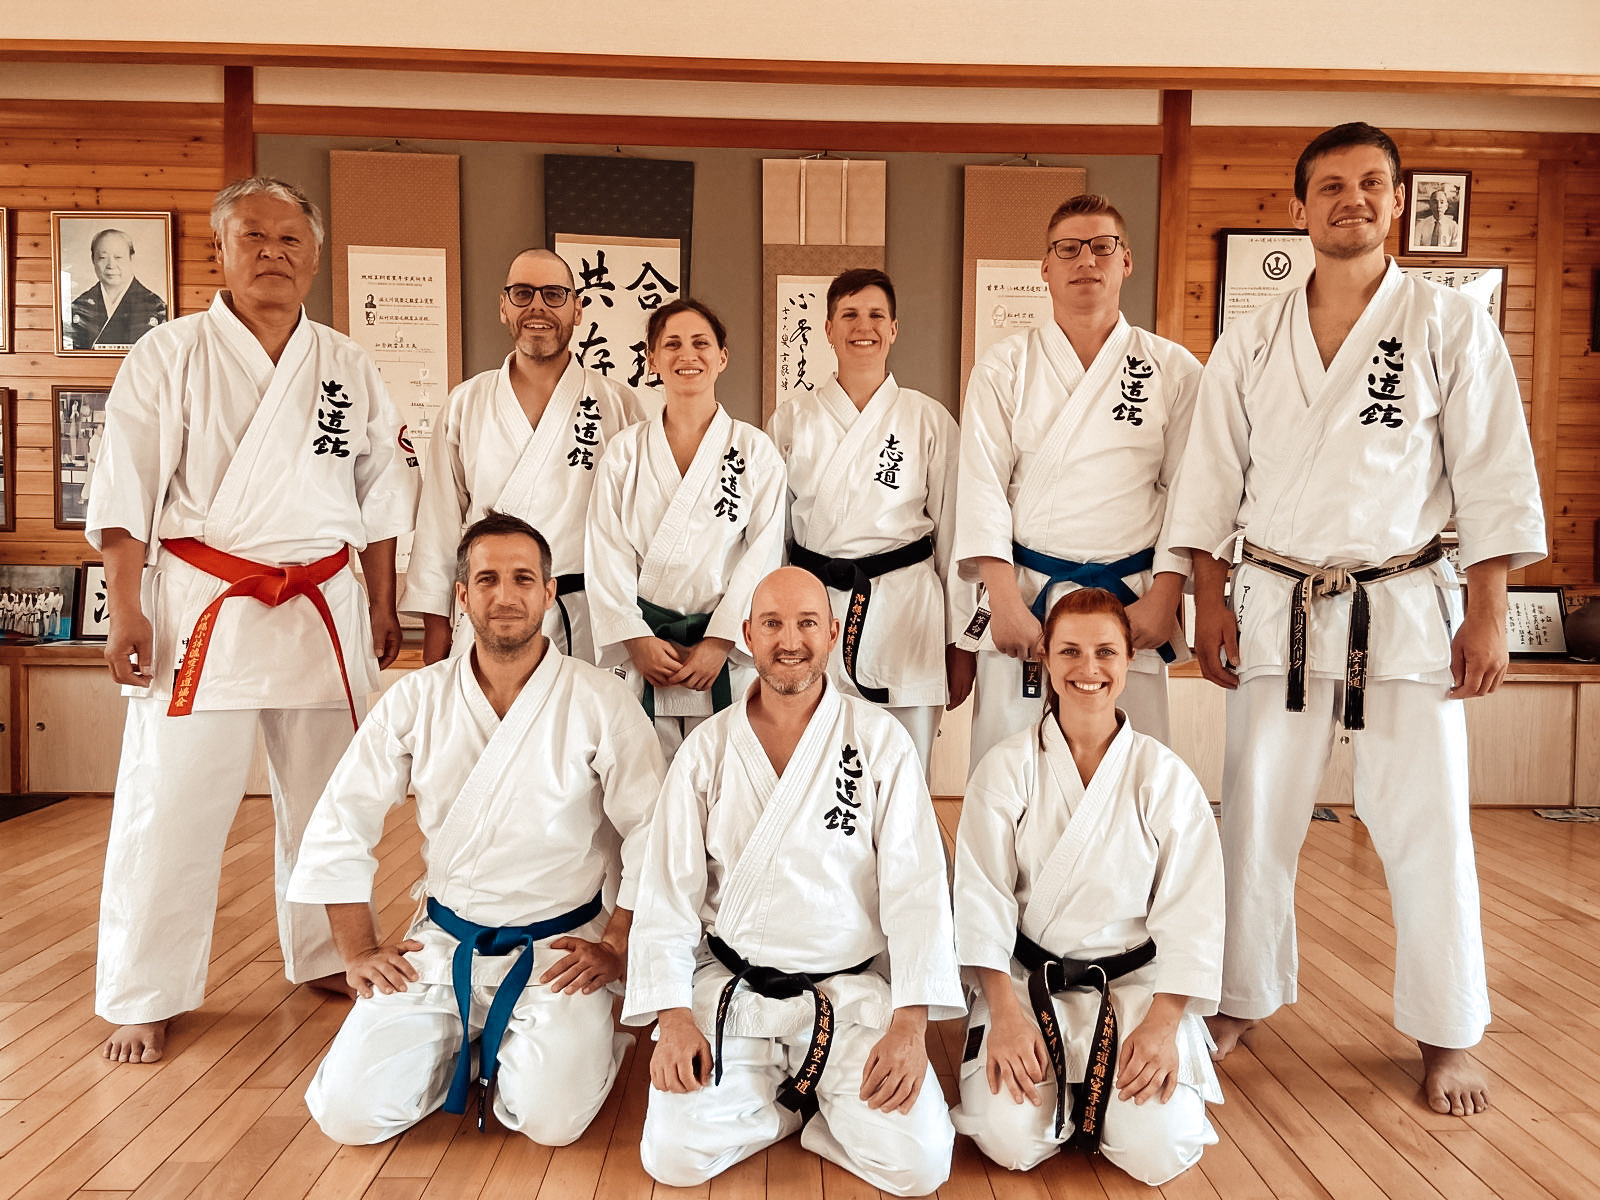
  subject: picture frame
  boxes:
[52,386,110,528]
[0,207,10,354]
[1399,263,1506,330]
[1400,169,1471,256]
[0,388,14,533]
[1214,229,1315,338]
[1505,586,1568,659]
[74,561,110,641]
[0,563,80,643]
[50,210,174,357]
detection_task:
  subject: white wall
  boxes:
[6,0,1600,78]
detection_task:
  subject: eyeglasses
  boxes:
[1049,235,1123,260]
[502,284,574,308]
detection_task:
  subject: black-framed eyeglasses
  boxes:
[503,284,574,308]
[1049,235,1123,260]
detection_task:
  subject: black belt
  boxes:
[552,572,584,656]
[1239,536,1443,730]
[707,933,876,1121]
[788,534,935,704]
[1014,930,1157,1150]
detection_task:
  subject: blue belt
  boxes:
[425,892,604,1128]
[1011,543,1176,665]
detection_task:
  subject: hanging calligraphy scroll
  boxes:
[762,158,886,421]
[553,233,681,394]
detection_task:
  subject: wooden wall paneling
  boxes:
[1155,90,1192,342]
[1556,168,1600,588]
[1528,159,1568,587]
[0,100,225,565]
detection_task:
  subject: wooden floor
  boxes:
[4,799,1600,1200]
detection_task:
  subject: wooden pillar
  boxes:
[1155,90,1193,346]
[1528,157,1566,586]
[223,65,255,183]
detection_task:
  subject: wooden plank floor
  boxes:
[3,797,1599,1199]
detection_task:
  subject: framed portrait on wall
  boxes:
[53,386,110,528]
[1400,170,1470,256]
[0,208,10,353]
[51,211,174,357]
[0,388,14,532]
[74,561,111,640]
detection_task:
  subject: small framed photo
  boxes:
[74,561,110,640]
[0,389,14,533]
[51,211,174,356]
[53,386,110,528]
[0,207,10,353]
[0,563,80,643]
[1505,586,1567,659]
[1399,263,1506,330]
[1401,170,1470,256]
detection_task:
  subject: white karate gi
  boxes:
[401,355,643,661]
[1165,263,1546,1046]
[289,648,664,1145]
[955,319,1200,768]
[768,374,970,773]
[624,681,965,1198]
[585,407,786,760]
[87,293,419,1025]
[951,715,1224,1185]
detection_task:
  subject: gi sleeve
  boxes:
[286,689,414,905]
[589,673,669,911]
[926,400,980,643]
[584,430,655,662]
[1152,348,1204,578]
[951,744,1029,974]
[621,744,714,1026]
[706,430,788,649]
[1163,326,1255,562]
[350,352,421,548]
[400,382,472,619]
[952,345,1023,581]
[871,722,966,1020]
[1141,750,1225,1012]
[1436,300,1547,570]
[85,329,178,553]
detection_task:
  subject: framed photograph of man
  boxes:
[0,563,80,643]
[51,211,174,356]
[1400,170,1471,256]
[0,389,14,532]
[53,386,110,528]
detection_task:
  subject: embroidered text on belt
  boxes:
[1013,543,1177,662]
[162,537,358,729]
[1014,930,1157,1149]
[1239,536,1443,730]
[788,534,935,704]
[552,572,584,655]
[707,933,876,1121]
[636,596,733,718]
[426,892,603,1130]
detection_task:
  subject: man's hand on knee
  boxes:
[860,1006,929,1115]
[541,936,624,995]
[344,939,423,999]
[651,1008,712,1093]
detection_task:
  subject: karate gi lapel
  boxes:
[803,375,902,550]
[1022,717,1135,935]
[637,406,733,601]
[1013,319,1133,519]
[428,650,563,890]
[202,298,317,547]
[714,681,845,937]
[490,356,583,514]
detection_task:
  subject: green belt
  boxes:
[636,596,734,719]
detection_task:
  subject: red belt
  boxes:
[162,537,359,729]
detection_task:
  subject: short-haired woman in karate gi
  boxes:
[951,587,1226,1186]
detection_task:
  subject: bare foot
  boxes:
[1206,1013,1258,1060]
[307,972,357,1000]
[103,1020,167,1063]
[1420,1042,1490,1115]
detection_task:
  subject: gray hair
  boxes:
[210,177,326,251]
[90,228,136,258]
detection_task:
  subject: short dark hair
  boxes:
[455,510,552,585]
[645,297,728,352]
[1044,193,1128,243]
[826,268,896,320]
[1294,122,1402,202]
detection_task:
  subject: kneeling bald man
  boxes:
[288,512,665,1144]
[624,566,964,1197]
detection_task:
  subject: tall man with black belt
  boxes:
[404,248,644,665]
[290,513,664,1144]
[1165,122,1546,1116]
[625,566,963,1197]
[88,177,420,1063]
[768,268,975,775]
[954,193,1200,771]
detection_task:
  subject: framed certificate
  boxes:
[1215,229,1314,338]
[1399,263,1506,330]
[1505,586,1567,659]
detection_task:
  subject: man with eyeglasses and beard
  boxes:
[405,248,647,665]
[954,194,1201,772]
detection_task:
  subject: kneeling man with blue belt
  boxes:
[288,511,665,1144]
